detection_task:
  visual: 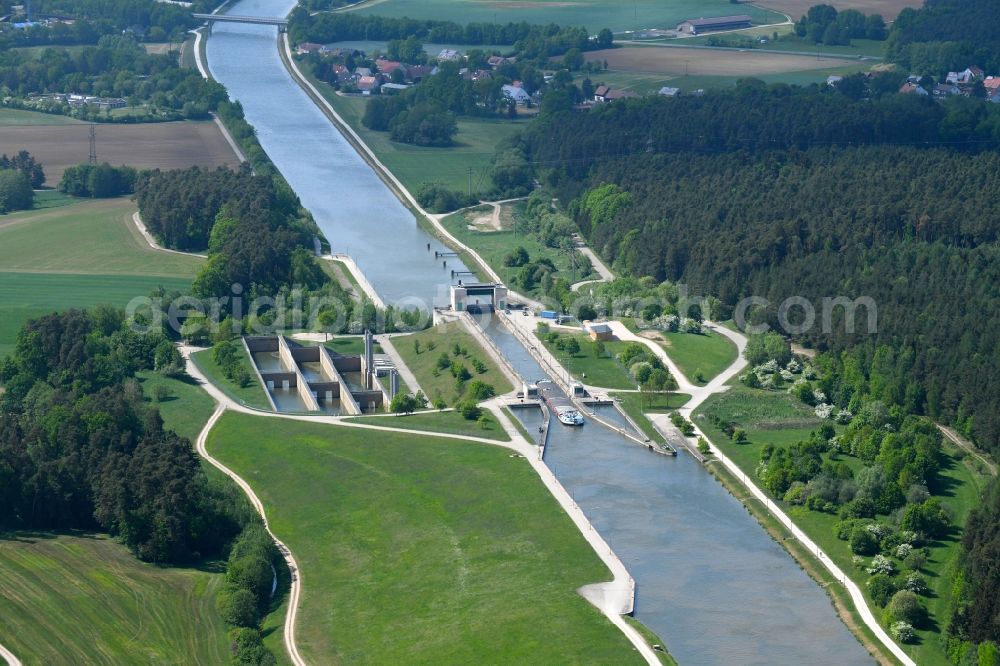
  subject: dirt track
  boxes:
[586,46,856,77]
[0,121,240,186]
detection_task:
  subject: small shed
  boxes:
[584,322,613,342]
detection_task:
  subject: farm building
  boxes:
[676,15,752,35]
[502,84,531,105]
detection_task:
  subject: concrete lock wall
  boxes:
[277,336,320,411]
[319,346,362,415]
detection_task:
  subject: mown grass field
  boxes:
[191,348,272,412]
[632,326,737,385]
[0,108,83,125]
[0,532,230,666]
[137,370,218,443]
[206,413,643,664]
[692,385,990,666]
[349,0,784,34]
[346,409,510,441]
[0,197,200,359]
[537,330,635,390]
[592,65,870,93]
[394,321,514,406]
[441,204,593,296]
[305,72,528,194]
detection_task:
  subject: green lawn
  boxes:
[0,532,229,665]
[394,322,514,406]
[0,197,202,358]
[206,413,643,664]
[441,203,594,297]
[137,370,217,443]
[623,616,677,666]
[0,107,83,125]
[350,0,783,34]
[30,190,78,210]
[191,348,272,412]
[305,71,529,194]
[594,62,871,94]
[674,25,887,58]
[692,386,990,666]
[346,408,510,441]
[537,331,635,390]
[323,335,380,355]
[0,197,203,277]
[656,328,736,385]
[0,274,193,359]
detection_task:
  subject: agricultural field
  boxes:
[441,203,595,294]
[312,79,528,195]
[0,532,230,665]
[755,0,919,21]
[0,197,200,358]
[692,385,991,666]
[349,0,785,34]
[0,118,240,185]
[346,409,510,440]
[394,321,515,406]
[206,413,644,664]
[586,43,870,78]
[669,24,888,58]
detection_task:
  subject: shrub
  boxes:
[435,353,451,370]
[465,380,496,401]
[216,588,259,627]
[471,358,487,374]
[903,572,927,595]
[153,384,173,403]
[867,573,897,607]
[850,525,879,555]
[885,590,925,626]
[459,400,482,420]
[867,554,894,576]
[890,621,915,643]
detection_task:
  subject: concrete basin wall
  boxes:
[277,336,320,411]
[320,346,362,415]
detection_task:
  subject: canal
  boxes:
[206,4,873,663]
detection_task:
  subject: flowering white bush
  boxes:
[680,317,702,334]
[904,572,927,594]
[813,389,827,404]
[814,403,834,419]
[348,320,363,334]
[891,621,915,643]
[896,543,913,559]
[780,369,795,382]
[761,374,778,390]
[898,530,919,546]
[835,409,853,424]
[851,555,866,568]
[654,314,679,332]
[867,554,895,575]
[786,359,802,373]
[803,365,817,380]
[867,522,890,538]
[758,359,779,374]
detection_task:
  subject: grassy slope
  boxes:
[692,386,988,666]
[0,197,200,358]
[191,348,272,412]
[394,322,514,405]
[0,107,83,125]
[345,409,511,441]
[441,204,593,295]
[207,413,642,664]
[0,532,230,666]
[538,331,635,390]
[303,70,527,194]
[655,328,737,385]
[137,370,218,444]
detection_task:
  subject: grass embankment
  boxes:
[394,322,514,405]
[660,329,736,384]
[622,616,678,666]
[537,331,635,390]
[207,413,644,664]
[0,532,230,665]
[692,386,989,666]
[191,347,272,412]
[440,203,594,297]
[137,370,217,443]
[346,409,510,441]
[301,70,527,195]
[323,335,381,355]
[610,391,691,446]
[0,197,200,358]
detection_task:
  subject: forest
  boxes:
[887,0,1000,75]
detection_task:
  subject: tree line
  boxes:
[887,0,1000,76]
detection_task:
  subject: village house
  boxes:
[437,48,461,62]
[296,42,323,55]
[946,66,984,86]
[405,65,435,83]
[899,81,929,96]
[357,75,381,95]
[658,86,680,97]
[375,59,406,78]
[932,82,961,98]
[501,84,531,105]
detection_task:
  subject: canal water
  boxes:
[207,4,872,663]
[205,3,470,306]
